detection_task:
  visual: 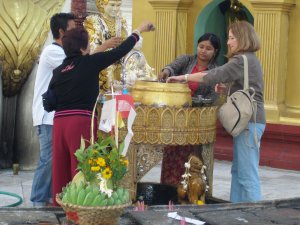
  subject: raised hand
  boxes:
[135,22,155,33]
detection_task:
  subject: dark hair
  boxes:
[197,33,221,59]
[62,27,89,56]
[50,13,75,39]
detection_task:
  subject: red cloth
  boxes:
[52,112,97,206]
[161,145,201,186]
[187,65,207,96]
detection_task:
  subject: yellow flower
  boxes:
[102,167,112,179]
[96,157,106,167]
[197,200,204,205]
[122,159,129,167]
[91,166,100,172]
[88,159,93,165]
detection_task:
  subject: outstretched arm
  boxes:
[167,72,207,83]
[90,22,155,71]
[158,55,192,82]
[91,37,123,54]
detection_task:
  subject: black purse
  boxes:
[42,88,57,112]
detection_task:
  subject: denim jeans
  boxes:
[230,122,266,203]
[30,125,53,206]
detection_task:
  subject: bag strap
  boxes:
[225,54,249,96]
[242,55,259,147]
[241,55,249,90]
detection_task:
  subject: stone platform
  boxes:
[1,197,299,225]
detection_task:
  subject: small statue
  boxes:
[121,36,156,87]
[84,0,128,93]
[177,154,207,204]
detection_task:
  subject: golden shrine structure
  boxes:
[119,80,218,200]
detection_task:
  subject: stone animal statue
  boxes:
[177,154,206,204]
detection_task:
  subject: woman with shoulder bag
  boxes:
[167,21,266,203]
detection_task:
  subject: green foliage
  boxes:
[60,133,130,207]
[61,182,130,206]
[74,134,128,190]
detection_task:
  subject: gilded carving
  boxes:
[0,0,63,96]
[175,109,186,128]
[147,108,160,128]
[173,133,186,145]
[32,0,64,16]
[135,107,146,127]
[161,108,173,129]
[188,109,199,128]
[136,144,163,181]
[146,132,159,144]
[120,105,217,145]
[187,131,198,145]
[201,143,214,196]
[160,132,173,144]
[118,105,217,195]
[133,132,145,144]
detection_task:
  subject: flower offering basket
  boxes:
[56,194,131,225]
[56,92,134,225]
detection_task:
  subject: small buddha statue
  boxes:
[84,0,128,93]
[122,36,156,87]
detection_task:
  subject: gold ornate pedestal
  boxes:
[119,105,218,199]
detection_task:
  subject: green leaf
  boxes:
[76,154,85,163]
[97,132,104,144]
[110,148,118,160]
[80,136,85,150]
[118,141,125,155]
[107,179,113,190]
[99,137,110,148]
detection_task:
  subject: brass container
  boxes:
[130,80,192,107]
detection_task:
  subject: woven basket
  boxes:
[56,194,131,225]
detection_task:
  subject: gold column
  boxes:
[250,0,296,123]
[283,2,300,124]
[148,0,193,71]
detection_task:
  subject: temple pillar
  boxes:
[282,1,300,124]
[148,0,193,71]
[250,0,296,124]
